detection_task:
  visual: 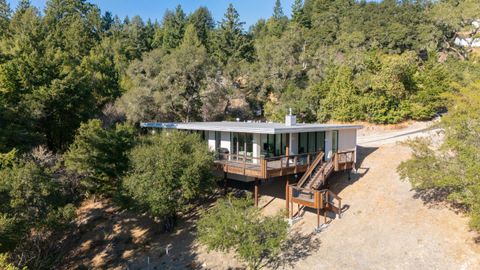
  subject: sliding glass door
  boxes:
[231,133,253,162]
[298,131,326,154]
[260,133,289,157]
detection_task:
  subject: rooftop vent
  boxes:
[285,108,296,126]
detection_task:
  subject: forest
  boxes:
[0,0,479,269]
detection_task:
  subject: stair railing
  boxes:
[297,152,324,188]
[321,189,342,218]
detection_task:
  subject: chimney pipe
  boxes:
[285,108,296,126]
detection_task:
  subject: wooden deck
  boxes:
[214,150,355,180]
[214,152,322,179]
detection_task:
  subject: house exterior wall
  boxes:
[206,129,357,162]
[338,128,357,162]
[253,133,260,164]
[207,131,216,151]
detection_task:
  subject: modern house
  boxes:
[141,113,362,227]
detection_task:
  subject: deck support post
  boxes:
[223,172,228,195]
[254,178,259,207]
[317,207,320,228]
[285,176,289,217]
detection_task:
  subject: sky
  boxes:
[7,0,297,27]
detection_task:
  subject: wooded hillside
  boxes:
[1,0,479,152]
[0,0,479,269]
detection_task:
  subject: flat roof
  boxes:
[140,121,362,134]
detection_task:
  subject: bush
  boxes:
[398,81,480,230]
[0,160,74,251]
[0,253,25,270]
[197,195,288,270]
[64,119,135,195]
[122,131,216,230]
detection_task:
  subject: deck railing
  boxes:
[215,151,323,179]
[215,149,355,179]
[333,150,355,171]
[289,185,342,217]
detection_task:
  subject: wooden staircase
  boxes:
[297,152,335,191]
[287,151,356,228]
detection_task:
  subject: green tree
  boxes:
[162,5,186,50]
[0,0,11,37]
[64,119,135,195]
[0,159,75,253]
[117,25,213,123]
[122,131,215,230]
[429,0,480,59]
[197,195,288,270]
[291,0,309,27]
[398,80,480,230]
[188,7,214,48]
[316,66,363,122]
[266,0,288,37]
[214,4,254,65]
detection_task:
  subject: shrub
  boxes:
[122,131,216,230]
[64,119,135,195]
[197,195,288,270]
[398,81,480,230]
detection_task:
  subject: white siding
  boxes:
[338,129,357,151]
[253,133,260,164]
[207,131,216,151]
[338,128,357,162]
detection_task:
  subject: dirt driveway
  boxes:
[287,144,480,269]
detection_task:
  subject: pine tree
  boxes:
[291,0,309,27]
[273,0,284,20]
[188,7,214,48]
[101,11,114,33]
[16,0,30,13]
[0,0,11,36]
[214,4,253,65]
[162,5,186,50]
[268,0,288,37]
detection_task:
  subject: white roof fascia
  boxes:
[170,122,363,134]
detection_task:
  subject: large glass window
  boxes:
[299,133,308,154]
[230,133,254,162]
[267,134,275,157]
[215,131,221,150]
[298,131,325,154]
[332,130,338,153]
[316,132,325,152]
[260,134,288,157]
[308,132,316,153]
[231,133,238,156]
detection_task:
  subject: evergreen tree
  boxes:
[162,5,186,50]
[15,0,30,13]
[268,0,288,37]
[273,0,284,20]
[0,0,11,36]
[214,4,253,65]
[101,11,114,33]
[291,0,309,27]
[188,7,214,48]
